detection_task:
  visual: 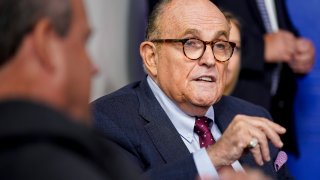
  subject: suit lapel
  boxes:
[213,96,234,132]
[137,79,190,162]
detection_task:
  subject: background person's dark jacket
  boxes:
[0,100,139,180]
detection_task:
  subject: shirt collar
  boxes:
[147,76,215,143]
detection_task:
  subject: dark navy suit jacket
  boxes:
[92,78,293,180]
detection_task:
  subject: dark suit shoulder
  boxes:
[92,81,143,126]
[91,81,146,163]
[215,96,272,119]
[93,81,140,106]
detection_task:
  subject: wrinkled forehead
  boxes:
[158,0,230,40]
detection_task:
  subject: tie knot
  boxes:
[194,117,212,135]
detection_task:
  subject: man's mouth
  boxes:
[196,76,216,82]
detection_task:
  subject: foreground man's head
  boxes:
[0,0,95,124]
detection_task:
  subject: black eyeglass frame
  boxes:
[150,38,236,62]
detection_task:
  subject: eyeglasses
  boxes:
[150,38,236,62]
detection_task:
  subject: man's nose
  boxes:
[198,44,216,67]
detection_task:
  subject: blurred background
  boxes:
[84,0,320,179]
[85,0,147,101]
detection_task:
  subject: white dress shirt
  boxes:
[264,0,279,32]
[263,0,282,95]
[147,76,244,179]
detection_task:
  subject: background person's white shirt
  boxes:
[265,0,279,32]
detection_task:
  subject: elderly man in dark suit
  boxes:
[93,0,293,179]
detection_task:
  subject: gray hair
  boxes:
[0,0,72,67]
[145,0,172,40]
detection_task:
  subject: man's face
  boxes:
[59,0,94,122]
[152,0,230,116]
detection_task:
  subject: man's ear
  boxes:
[140,41,158,77]
[32,18,64,74]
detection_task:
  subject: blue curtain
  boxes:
[287,0,320,179]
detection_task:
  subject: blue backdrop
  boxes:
[287,0,320,179]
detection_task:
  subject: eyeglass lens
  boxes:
[183,39,233,61]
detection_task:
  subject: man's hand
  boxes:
[197,167,272,180]
[289,38,315,74]
[264,30,296,63]
[206,114,286,169]
[219,167,272,180]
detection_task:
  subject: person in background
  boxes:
[223,12,242,95]
[0,0,138,179]
[92,0,293,179]
[214,0,315,156]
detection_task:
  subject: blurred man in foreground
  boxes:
[0,0,137,179]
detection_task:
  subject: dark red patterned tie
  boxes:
[194,117,215,148]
